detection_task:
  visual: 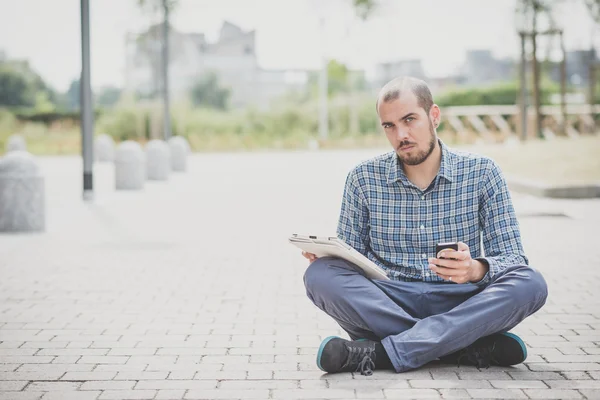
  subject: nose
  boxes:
[396,127,410,142]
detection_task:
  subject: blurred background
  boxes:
[0,0,598,186]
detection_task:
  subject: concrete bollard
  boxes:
[0,151,45,232]
[168,136,189,172]
[145,139,170,181]
[6,134,26,152]
[94,133,116,162]
[115,141,145,190]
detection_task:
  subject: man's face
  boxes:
[377,92,440,166]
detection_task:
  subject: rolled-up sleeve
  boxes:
[474,160,529,286]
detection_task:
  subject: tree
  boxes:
[189,72,230,110]
[352,0,377,20]
[65,79,80,110]
[96,86,122,108]
[0,65,35,107]
[137,0,179,139]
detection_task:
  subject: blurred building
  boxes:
[124,21,308,109]
[458,50,515,85]
[549,49,597,88]
[374,59,427,88]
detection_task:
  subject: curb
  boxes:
[507,177,600,199]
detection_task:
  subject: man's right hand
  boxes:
[302,251,318,264]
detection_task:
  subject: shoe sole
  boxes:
[316,336,340,372]
[499,332,527,362]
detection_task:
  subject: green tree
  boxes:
[189,72,230,110]
[96,86,122,108]
[0,65,35,107]
[352,0,377,20]
[65,79,80,110]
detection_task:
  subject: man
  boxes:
[302,76,548,376]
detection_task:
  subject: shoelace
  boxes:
[456,341,498,370]
[343,345,376,376]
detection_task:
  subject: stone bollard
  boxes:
[6,134,27,152]
[168,136,189,172]
[0,151,45,232]
[115,141,145,190]
[94,133,116,162]
[145,139,170,181]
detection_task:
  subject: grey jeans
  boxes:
[303,257,548,372]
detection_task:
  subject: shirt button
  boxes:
[421,253,427,259]
[420,225,425,229]
[425,272,430,277]
[421,196,425,200]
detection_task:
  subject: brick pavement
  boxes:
[0,149,599,399]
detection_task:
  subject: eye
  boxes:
[405,117,414,123]
[383,123,393,129]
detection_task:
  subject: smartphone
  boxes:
[435,242,458,259]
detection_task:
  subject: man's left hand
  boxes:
[428,242,488,284]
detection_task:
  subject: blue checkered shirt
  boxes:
[336,139,528,285]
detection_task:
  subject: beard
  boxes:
[396,119,437,166]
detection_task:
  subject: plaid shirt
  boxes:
[336,139,528,285]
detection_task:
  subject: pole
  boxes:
[318,17,328,141]
[519,32,528,141]
[589,51,596,134]
[559,31,568,136]
[80,0,93,201]
[531,8,542,139]
[162,0,172,140]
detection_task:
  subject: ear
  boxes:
[429,104,441,127]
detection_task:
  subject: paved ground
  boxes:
[1,148,599,400]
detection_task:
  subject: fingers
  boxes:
[429,264,470,284]
[457,241,469,251]
[302,251,318,263]
[428,257,470,269]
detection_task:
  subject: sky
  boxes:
[0,0,596,92]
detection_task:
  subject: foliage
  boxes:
[96,107,141,141]
[352,0,377,20]
[189,72,230,110]
[64,79,80,110]
[0,65,35,107]
[96,86,122,108]
[435,81,560,107]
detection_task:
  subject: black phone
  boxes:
[436,242,458,259]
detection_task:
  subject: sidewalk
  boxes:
[1,149,599,400]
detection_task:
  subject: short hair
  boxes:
[376,76,434,114]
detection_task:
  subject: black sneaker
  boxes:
[316,336,389,376]
[440,332,527,369]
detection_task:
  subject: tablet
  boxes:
[289,234,390,280]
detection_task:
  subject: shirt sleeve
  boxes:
[336,169,370,256]
[473,159,529,286]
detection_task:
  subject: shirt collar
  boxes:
[386,138,455,185]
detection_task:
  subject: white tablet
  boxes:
[289,234,390,280]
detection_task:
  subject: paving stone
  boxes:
[466,388,527,398]
[1,153,600,400]
[383,388,441,398]
[99,390,157,399]
[410,379,492,389]
[0,393,43,400]
[523,389,584,398]
[41,392,101,400]
[80,380,136,390]
[543,380,600,389]
[0,381,28,391]
[439,389,470,399]
[184,389,270,399]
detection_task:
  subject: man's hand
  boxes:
[302,251,318,264]
[428,242,488,283]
